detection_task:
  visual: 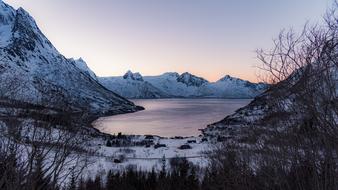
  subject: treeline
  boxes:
[77,157,199,190]
[73,147,337,190]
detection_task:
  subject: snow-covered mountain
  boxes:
[198,75,267,98]
[176,72,208,87]
[0,1,141,118]
[99,71,268,98]
[100,71,169,99]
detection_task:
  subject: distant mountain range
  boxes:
[99,71,269,99]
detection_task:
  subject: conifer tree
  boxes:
[68,170,77,190]
[31,153,48,189]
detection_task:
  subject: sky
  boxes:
[4,0,332,82]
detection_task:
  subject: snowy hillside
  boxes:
[202,69,307,142]
[100,71,268,98]
[202,63,338,145]
[0,1,141,118]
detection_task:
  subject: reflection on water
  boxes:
[93,99,250,137]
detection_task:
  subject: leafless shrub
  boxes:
[0,115,89,189]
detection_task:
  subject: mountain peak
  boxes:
[123,70,144,81]
[17,7,28,15]
[181,72,192,76]
[1,3,59,55]
[77,57,85,62]
[162,72,180,78]
[0,1,15,47]
[218,75,241,82]
[0,1,15,24]
[15,7,40,31]
[73,58,97,80]
[177,72,208,87]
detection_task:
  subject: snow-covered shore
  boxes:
[83,135,210,179]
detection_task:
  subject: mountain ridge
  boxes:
[99,70,268,99]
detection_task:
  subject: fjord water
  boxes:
[93,99,250,137]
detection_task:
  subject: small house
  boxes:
[154,143,166,149]
[179,144,192,150]
[187,140,197,143]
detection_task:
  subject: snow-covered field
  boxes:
[83,136,210,178]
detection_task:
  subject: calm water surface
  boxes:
[93,99,250,137]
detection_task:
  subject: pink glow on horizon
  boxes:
[3,0,330,82]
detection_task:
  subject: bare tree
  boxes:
[205,3,338,190]
[254,3,338,190]
[0,115,90,190]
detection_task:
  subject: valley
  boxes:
[0,0,336,189]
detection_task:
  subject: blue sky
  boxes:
[4,0,332,81]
